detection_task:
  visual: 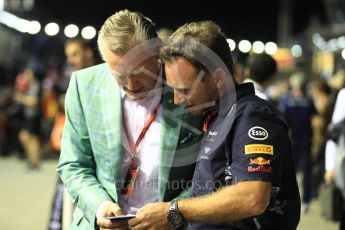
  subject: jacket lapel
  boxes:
[158,91,184,201]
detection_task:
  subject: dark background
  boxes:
[28,0,327,42]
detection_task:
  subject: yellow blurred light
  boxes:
[81,26,96,40]
[227,39,236,51]
[45,22,59,36]
[252,41,265,54]
[28,21,41,34]
[265,42,278,55]
[238,40,251,53]
[64,24,79,38]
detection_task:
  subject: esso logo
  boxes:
[248,127,268,140]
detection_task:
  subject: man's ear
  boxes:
[213,68,226,89]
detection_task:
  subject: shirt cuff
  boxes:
[96,201,113,219]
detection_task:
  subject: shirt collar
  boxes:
[244,78,264,93]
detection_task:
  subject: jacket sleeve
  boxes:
[56,73,113,226]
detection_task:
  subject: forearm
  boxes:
[57,157,113,222]
[57,91,113,221]
[178,181,271,223]
[56,72,115,226]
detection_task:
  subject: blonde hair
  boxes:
[97,9,157,57]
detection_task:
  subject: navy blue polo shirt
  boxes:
[190,83,300,230]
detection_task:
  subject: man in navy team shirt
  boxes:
[128,20,301,230]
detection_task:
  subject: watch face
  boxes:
[168,210,185,226]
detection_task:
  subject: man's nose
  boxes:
[126,75,138,91]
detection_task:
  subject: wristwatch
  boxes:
[167,199,186,229]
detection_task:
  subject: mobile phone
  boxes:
[106,214,136,221]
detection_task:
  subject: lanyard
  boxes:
[121,96,162,164]
[121,96,162,195]
[203,111,218,133]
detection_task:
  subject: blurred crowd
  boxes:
[0,37,97,168]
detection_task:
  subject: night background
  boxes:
[29,0,327,42]
[31,0,327,40]
[0,0,334,74]
[0,0,330,61]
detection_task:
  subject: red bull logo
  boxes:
[248,157,271,173]
[248,165,272,173]
[250,157,270,166]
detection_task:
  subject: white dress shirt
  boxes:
[325,88,345,171]
[96,73,163,218]
[118,79,162,214]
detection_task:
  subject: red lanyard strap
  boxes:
[121,96,162,158]
[203,111,218,133]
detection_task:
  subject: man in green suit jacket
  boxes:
[57,10,201,230]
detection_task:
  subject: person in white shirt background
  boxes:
[325,88,345,230]
[243,53,277,100]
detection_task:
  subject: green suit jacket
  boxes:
[57,64,202,229]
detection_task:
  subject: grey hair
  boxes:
[97,9,157,57]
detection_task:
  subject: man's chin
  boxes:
[125,91,148,100]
